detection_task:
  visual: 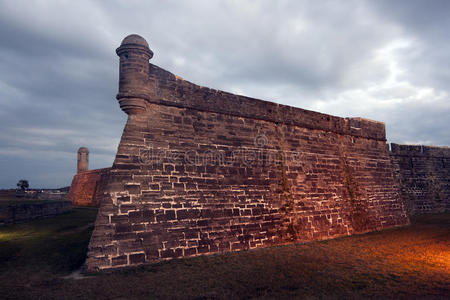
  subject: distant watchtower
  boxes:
[77,147,89,173]
[116,34,154,115]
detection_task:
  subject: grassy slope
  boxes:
[0,210,449,299]
[0,208,97,295]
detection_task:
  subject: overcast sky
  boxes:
[0,0,449,188]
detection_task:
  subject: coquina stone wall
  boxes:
[391,143,450,215]
[85,35,409,271]
[67,168,110,207]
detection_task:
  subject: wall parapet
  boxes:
[130,64,386,141]
[391,143,450,157]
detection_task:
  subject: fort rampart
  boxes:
[391,143,450,215]
[85,35,410,271]
[67,168,110,207]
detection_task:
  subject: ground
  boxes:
[0,208,449,299]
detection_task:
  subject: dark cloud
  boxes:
[0,0,448,188]
[369,0,450,91]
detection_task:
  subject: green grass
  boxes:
[0,208,97,276]
[0,210,449,299]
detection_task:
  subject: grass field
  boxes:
[0,209,449,299]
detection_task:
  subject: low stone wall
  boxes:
[0,201,72,226]
[0,189,16,199]
[25,190,68,200]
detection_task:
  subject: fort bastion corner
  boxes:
[63,34,447,272]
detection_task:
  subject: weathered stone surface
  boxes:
[67,168,110,207]
[391,143,450,215]
[85,34,410,271]
[77,147,89,173]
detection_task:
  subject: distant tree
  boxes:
[16,179,29,191]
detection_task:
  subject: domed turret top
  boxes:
[78,147,89,153]
[120,34,149,48]
[116,34,153,58]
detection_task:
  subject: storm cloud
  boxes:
[0,0,449,188]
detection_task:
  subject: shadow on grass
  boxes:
[0,208,97,275]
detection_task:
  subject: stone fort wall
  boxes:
[391,143,450,215]
[67,168,110,207]
[85,35,409,271]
